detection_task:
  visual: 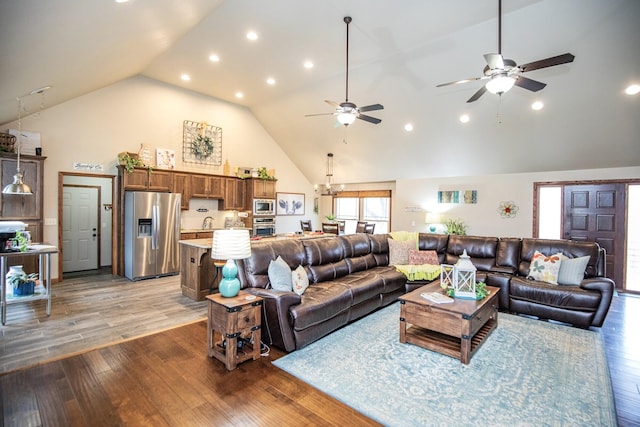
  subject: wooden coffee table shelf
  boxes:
[399,282,499,364]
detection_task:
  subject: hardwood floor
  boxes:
[1,274,639,426]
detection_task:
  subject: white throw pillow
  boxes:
[268,256,293,291]
[557,255,590,286]
[292,265,309,295]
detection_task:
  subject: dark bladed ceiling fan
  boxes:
[436,0,575,103]
[305,16,383,126]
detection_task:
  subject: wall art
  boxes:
[498,201,519,218]
[183,120,222,166]
[438,190,477,204]
[277,192,305,216]
[156,148,175,170]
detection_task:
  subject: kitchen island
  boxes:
[179,233,332,301]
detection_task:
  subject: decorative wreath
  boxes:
[192,134,214,159]
[497,201,519,219]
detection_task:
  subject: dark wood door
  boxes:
[563,183,626,290]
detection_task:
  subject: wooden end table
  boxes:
[206,290,263,370]
[398,282,499,364]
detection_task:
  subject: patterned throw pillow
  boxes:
[268,256,293,291]
[527,250,563,285]
[557,255,590,286]
[292,265,309,295]
[408,249,439,265]
[388,239,416,265]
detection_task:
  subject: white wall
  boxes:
[2,75,314,278]
[394,166,640,237]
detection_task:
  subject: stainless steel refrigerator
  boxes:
[124,191,181,280]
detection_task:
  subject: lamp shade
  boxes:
[485,74,515,95]
[337,112,356,126]
[425,212,441,224]
[211,229,251,260]
[2,172,33,195]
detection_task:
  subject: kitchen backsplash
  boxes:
[180,199,226,230]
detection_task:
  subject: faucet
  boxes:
[202,216,214,229]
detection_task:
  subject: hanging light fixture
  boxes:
[337,111,356,126]
[3,97,32,195]
[315,153,344,195]
[485,73,515,95]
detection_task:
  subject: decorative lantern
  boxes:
[439,249,477,299]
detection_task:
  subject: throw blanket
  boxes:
[394,264,441,281]
[388,231,419,245]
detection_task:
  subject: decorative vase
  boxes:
[218,259,241,297]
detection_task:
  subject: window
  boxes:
[334,190,391,234]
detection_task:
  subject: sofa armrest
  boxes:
[244,288,302,352]
[580,277,615,327]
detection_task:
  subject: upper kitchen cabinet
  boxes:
[221,177,245,210]
[0,153,44,219]
[173,172,191,210]
[248,178,276,199]
[119,166,173,192]
[190,174,224,199]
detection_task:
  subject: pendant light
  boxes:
[2,97,32,195]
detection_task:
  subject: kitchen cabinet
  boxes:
[248,178,276,199]
[179,240,220,301]
[119,166,173,192]
[191,174,224,199]
[173,172,191,210]
[0,153,45,273]
[221,178,245,210]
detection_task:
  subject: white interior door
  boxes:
[63,186,99,272]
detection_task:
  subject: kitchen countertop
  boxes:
[179,238,213,249]
[180,228,251,234]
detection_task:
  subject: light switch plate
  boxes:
[44,218,57,226]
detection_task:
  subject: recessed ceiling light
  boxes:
[246,31,258,41]
[459,114,470,123]
[404,123,414,132]
[209,54,220,62]
[235,92,244,99]
[531,101,544,110]
[303,61,314,69]
[266,77,276,85]
[625,84,640,95]
[115,0,128,3]
[181,74,191,81]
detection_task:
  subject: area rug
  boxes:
[273,303,617,427]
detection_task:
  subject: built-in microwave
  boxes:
[253,217,275,237]
[253,199,275,216]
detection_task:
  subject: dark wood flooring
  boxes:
[1,284,639,426]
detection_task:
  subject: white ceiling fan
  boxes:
[436,0,575,102]
[305,16,383,126]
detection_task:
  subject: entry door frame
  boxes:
[533,178,640,292]
[58,171,117,281]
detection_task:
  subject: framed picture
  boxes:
[276,192,305,216]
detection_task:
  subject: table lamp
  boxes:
[425,212,441,233]
[211,229,251,297]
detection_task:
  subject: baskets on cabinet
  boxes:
[0,133,16,153]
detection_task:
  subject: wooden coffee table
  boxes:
[398,281,499,364]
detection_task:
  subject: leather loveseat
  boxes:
[238,232,614,352]
[237,233,406,352]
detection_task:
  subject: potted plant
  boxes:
[325,213,336,222]
[6,266,38,296]
[118,152,151,174]
[444,218,467,235]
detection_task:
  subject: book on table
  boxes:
[420,292,454,304]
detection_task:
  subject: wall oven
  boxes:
[253,217,275,237]
[253,199,275,216]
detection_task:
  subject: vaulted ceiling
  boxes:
[1,0,639,185]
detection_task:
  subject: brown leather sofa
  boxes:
[238,232,614,352]
[407,234,614,328]
[237,233,405,352]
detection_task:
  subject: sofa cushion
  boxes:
[292,265,310,295]
[558,255,590,286]
[304,238,349,282]
[339,234,372,257]
[288,283,352,331]
[445,235,498,272]
[336,272,385,305]
[510,276,601,311]
[268,256,293,291]
[369,234,391,266]
[527,250,563,285]
[345,254,378,273]
[242,239,306,289]
[388,238,416,265]
[417,233,449,264]
[408,249,439,265]
[519,238,601,278]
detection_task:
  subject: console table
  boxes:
[0,245,58,325]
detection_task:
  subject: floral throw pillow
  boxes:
[408,249,439,265]
[292,265,309,295]
[528,250,563,285]
[388,239,416,265]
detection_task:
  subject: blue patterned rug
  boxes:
[273,303,617,426]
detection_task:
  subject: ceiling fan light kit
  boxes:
[305,16,383,127]
[485,74,515,95]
